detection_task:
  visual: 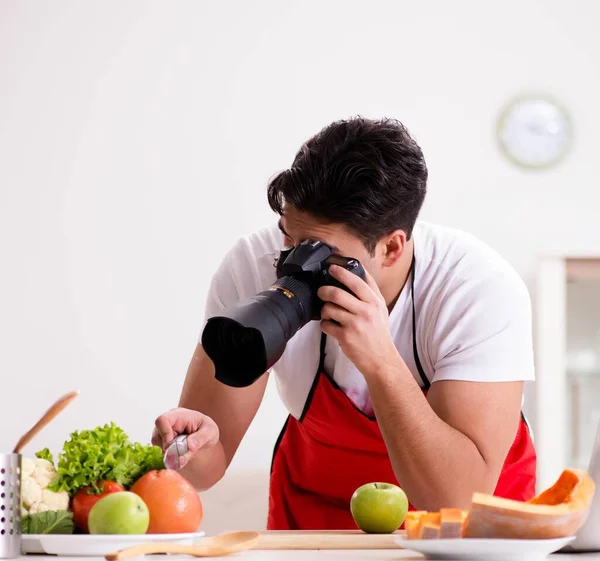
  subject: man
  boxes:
[153,116,536,530]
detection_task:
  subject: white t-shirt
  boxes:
[201,221,535,419]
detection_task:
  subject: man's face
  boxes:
[278,207,383,285]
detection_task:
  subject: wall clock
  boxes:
[496,94,573,170]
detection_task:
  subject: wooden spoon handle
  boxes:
[105,542,205,560]
[105,532,261,560]
[104,542,210,561]
[13,390,79,453]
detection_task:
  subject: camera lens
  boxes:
[201,275,317,387]
[217,322,260,352]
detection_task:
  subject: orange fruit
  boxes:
[130,470,203,534]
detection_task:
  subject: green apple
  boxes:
[88,491,150,535]
[350,482,409,533]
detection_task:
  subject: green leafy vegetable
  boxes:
[40,422,164,497]
[21,511,74,534]
[35,448,54,464]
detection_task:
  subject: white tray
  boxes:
[22,531,205,556]
[394,535,575,560]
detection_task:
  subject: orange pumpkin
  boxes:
[405,509,467,539]
[464,468,596,539]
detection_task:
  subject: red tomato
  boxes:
[71,481,125,533]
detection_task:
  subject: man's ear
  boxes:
[380,230,407,268]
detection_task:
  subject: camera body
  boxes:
[201,239,366,388]
[274,239,366,320]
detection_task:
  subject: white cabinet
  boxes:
[535,256,600,492]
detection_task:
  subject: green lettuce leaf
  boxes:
[42,422,164,497]
[35,448,54,464]
[22,511,74,534]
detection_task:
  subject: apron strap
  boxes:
[318,327,327,373]
[410,255,430,390]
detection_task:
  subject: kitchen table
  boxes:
[16,550,600,560]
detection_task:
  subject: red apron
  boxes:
[267,257,537,530]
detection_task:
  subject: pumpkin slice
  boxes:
[464,468,596,539]
[419,512,441,539]
[405,511,427,540]
[440,508,467,538]
[405,509,468,539]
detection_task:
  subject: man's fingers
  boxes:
[187,420,219,453]
[328,265,376,303]
[151,427,163,448]
[153,408,204,450]
[321,302,354,326]
[320,319,343,340]
[317,285,363,314]
[154,415,176,449]
[362,266,383,296]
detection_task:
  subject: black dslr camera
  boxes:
[201,239,366,387]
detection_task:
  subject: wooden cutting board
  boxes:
[253,530,406,550]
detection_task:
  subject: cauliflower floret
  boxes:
[41,489,69,511]
[21,457,36,479]
[21,456,69,516]
[21,476,42,511]
[32,458,59,489]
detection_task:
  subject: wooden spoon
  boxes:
[105,531,260,560]
[13,390,80,453]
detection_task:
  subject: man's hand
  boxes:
[318,264,398,377]
[152,407,220,470]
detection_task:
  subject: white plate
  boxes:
[22,531,206,556]
[393,535,575,560]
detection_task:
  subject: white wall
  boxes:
[2,0,600,526]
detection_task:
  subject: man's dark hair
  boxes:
[267,116,428,254]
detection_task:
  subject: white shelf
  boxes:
[535,256,600,491]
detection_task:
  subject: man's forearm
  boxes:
[364,358,495,511]
[179,440,228,492]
